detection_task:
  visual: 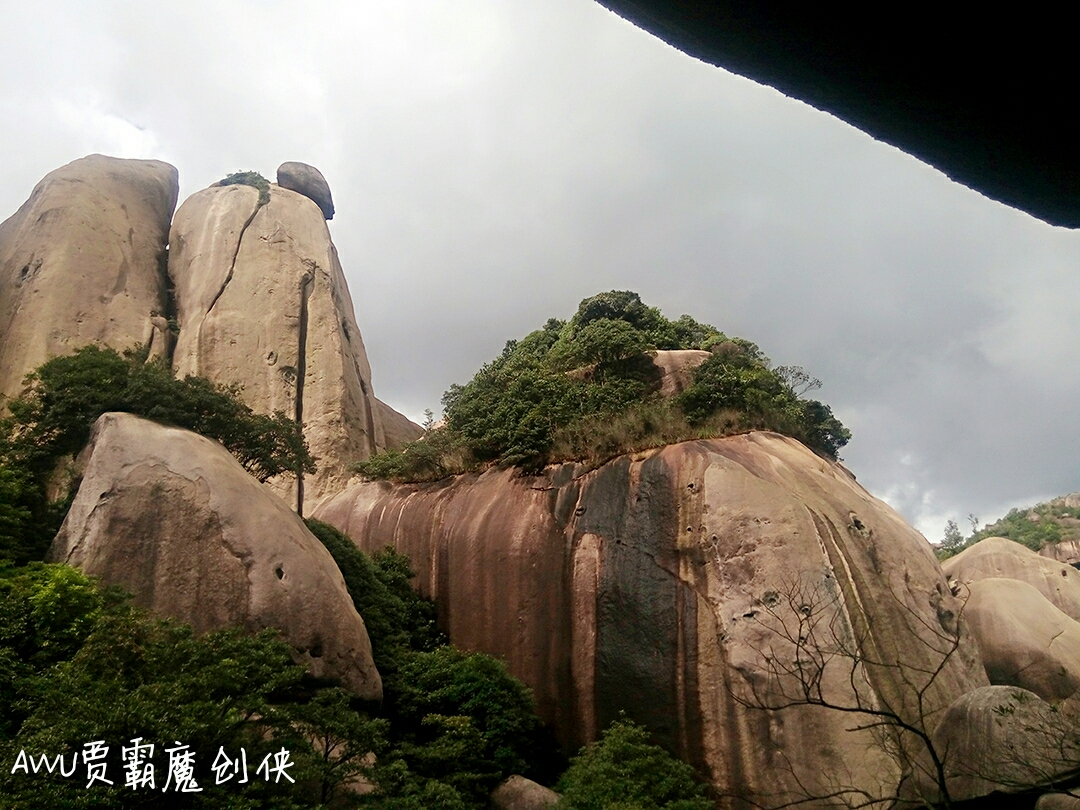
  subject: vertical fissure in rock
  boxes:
[207,198,262,317]
[295,269,314,516]
[160,246,178,365]
[358,372,378,455]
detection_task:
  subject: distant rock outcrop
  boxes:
[49,412,382,700]
[943,539,1080,701]
[314,431,987,804]
[168,178,399,508]
[277,161,335,220]
[0,154,178,403]
[651,348,710,396]
[943,536,1080,621]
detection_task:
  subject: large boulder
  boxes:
[313,431,988,806]
[168,180,396,509]
[911,686,1080,803]
[964,578,1080,701]
[276,161,335,220]
[490,775,560,810]
[0,155,178,403]
[49,412,382,700]
[651,349,710,396]
[943,536,1080,621]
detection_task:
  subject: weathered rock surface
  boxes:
[314,431,987,806]
[277,161,335,220]
[49,412,382,700]
[169,181,392,508]
[912,686,1080,804]
[964,578,1080,701]
[375,397,424,448]
[490,775,560,810]
[0,154,178,403]
[1043,539,1080,568]
[944,537,1080,621]
[651,349,710,396]
[1037,793,1080,810]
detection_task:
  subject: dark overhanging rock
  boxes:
[277,161,335,220]
[593,3,1080,228]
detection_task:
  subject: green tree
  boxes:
[941,520,965,557]
[555,717,712,810]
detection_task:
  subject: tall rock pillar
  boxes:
[168,170,388,510]
[0,154,178,403]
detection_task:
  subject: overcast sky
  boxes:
[2,0,1078,540]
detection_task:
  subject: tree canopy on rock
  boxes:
[356,290,850,481]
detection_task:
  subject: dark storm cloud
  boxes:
[2,0,1078,538]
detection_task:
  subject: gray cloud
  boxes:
[2,0,1078,539]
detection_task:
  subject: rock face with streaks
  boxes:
[0,154,178,403]
[168,178,402,508]
[313,431,988,806]
[49,412,382,699]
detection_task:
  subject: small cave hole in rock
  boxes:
[309,639,323,659]
[851,516,865,531]
[274,566,284,580]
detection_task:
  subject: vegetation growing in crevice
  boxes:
[356,290,850,482]
[219,169,271,207]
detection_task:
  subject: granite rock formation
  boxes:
[943,537,1080,700]
[313,431,988,805]
[962,578,1080,701]
[651,348,710,396]
[168,179,399,508]
[913,686,1080,803]
[490,776,560,810]
[277,161,335,220]
[943,536,1080,621]
[0,154,178,403]
[49,412,382,700]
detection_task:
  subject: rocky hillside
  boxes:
[5,154,1080,808]
[314,431,990,806]
[0,155,421,511]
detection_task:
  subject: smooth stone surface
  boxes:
[49,412,382,699]
[169,182,396,507]
[490,775,560,810]
[0,154,178,403]
[276,161,335,220]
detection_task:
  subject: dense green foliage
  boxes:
[304,519,443,677]
[0,345,313,565]
[219,170,271,206]
[306,519,559,807]
[939,497,1080,558]
[356,290,849,481]
[0,562,387,808]
[555,717,712,810]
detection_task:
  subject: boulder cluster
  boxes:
[2,154,1079,808]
